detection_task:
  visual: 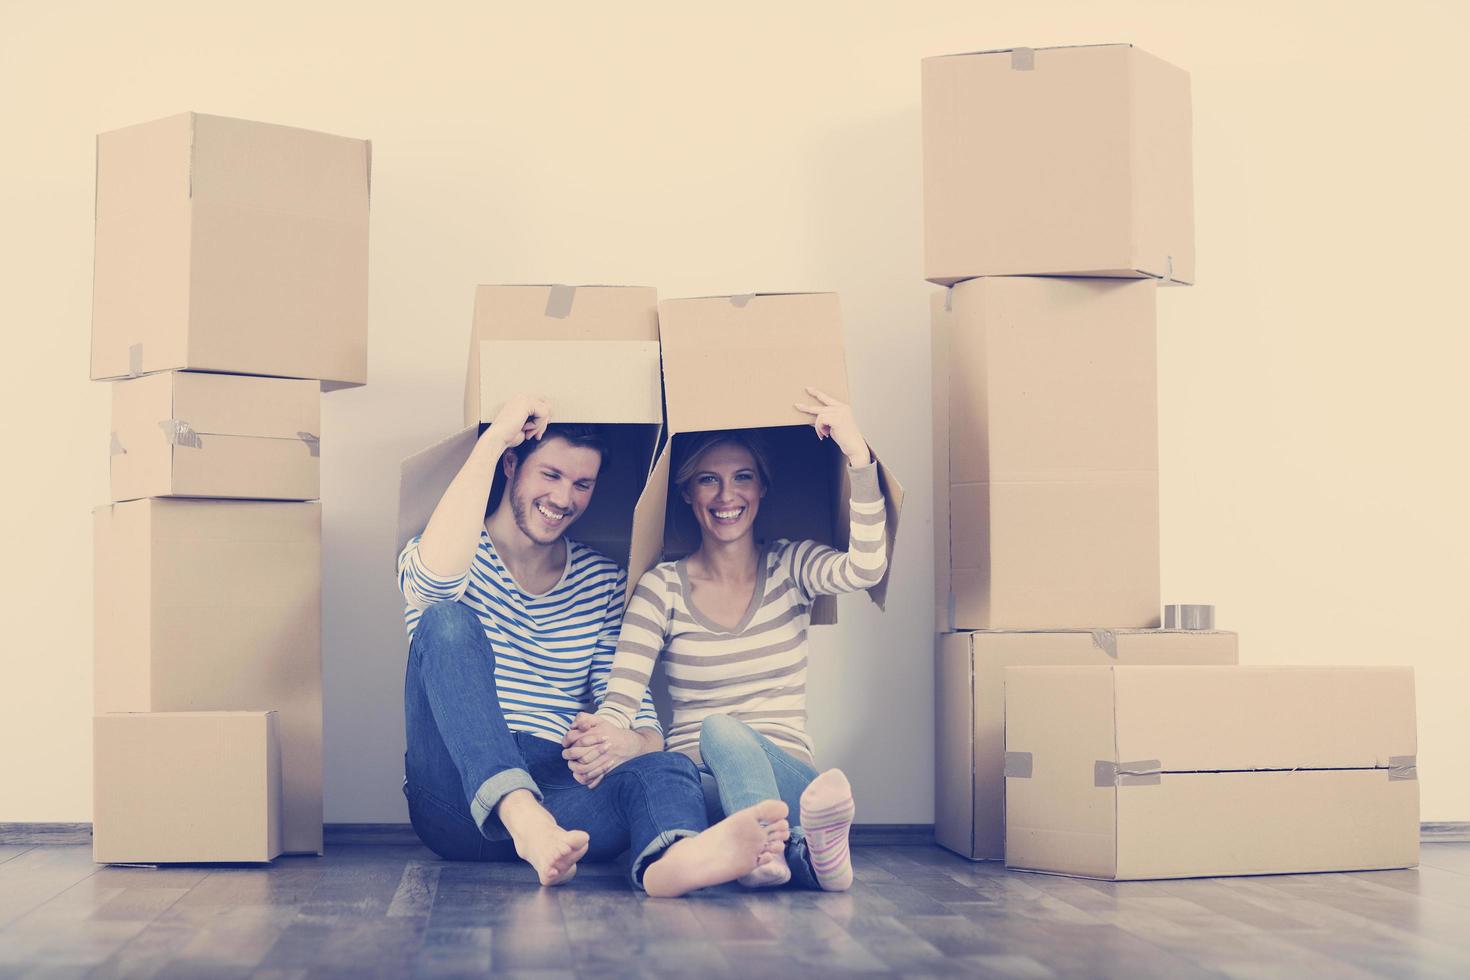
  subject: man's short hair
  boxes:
[511,424,610,472]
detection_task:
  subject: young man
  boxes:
[398,395,788,895]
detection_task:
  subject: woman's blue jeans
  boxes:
[403,601,708,888]
[698,713,823,890]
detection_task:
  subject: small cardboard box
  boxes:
[91,112,370,388]
[401,285,663,571]
[922,43,1193,285]
[110,371,321,502]
[93,499,322,855]
[936,629,1238,861]
[463,285,660,426]
[627,293,903,623]
[93,711,282,864]
[1004,665,1420,879]
[933,277,1160,631]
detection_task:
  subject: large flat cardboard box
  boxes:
[398,285,664,571]
[94,499,322,854]
[92,112,370,388]
[1004,665,1419,879]
[628,293,904,624]
[464,285,660,426]
[93,711,282,864]
[923,43,1193,285]
[936,628,1238,861]
[110,371,321,502]
[933,277,1160,632]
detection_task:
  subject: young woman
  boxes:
[563,387,887,890]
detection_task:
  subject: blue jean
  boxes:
[698,713,822,890]
[403,601,708,888]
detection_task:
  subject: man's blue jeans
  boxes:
[698,713,823,890]
[403,601,708,888]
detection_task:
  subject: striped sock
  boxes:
[800,768,855,892]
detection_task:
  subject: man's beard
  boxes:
[509,478,572,545]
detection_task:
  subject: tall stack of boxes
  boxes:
[924,45,1417,875]
[89,113,370,863]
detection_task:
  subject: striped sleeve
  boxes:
[398,534,470,609]
[595,566,672,730]
[787,460,888,602]
[588,567,662,734]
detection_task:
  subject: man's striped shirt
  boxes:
[595,461,888,763]
[399,530,661,744]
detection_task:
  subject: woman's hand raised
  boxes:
[794,387,871,467]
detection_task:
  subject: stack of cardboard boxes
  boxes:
[89,113,370,863]
[924,45,1418,877]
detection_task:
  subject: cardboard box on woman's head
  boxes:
[630,293,904,625]
[398,285,663,571]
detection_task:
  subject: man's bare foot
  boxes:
[643,800,789,898]
[497,790,590,886]
[738,849,791,888]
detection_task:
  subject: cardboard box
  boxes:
[932,277,1160,631]
[922,43,1193,285]
[91,112,370,388]
[93,711,282,864]
[401,286,663,571]
[93,499,322,854]
[628,293,904,624]
[1004,665,1419,879]
[935,628,1239,861]
[463,285,660,426]
[109,371,321,502]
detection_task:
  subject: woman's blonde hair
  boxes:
[673,430,774,494]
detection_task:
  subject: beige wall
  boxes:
[2,0,1466,824]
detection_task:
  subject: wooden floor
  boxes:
[2,842,1469,979]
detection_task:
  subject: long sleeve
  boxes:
[787,460,888,603]
[398,534,471,609]
[588,568,662,732]
[594,568,673,730]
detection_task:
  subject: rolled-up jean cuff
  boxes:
[469,768,541,840]
[629,827,699,890]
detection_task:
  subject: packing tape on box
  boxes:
[1150,255,1177,286]
[297,432,321,458]
[109,432,126,456]
[729,293,755,309]
[544,285,576,319]
[1389,755,1418,781]
[127,344,144,378]
[1095,759,1162,787]
[943,286,954,312]
[1164,604,1215,630]
[1010,47,1035,71]
[158,419,202,449]
[1003,751,1033,778]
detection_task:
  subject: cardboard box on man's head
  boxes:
[922,44,1193,285]
[91,112,370,388]
[629,293,904,624]
[398,286,663,571]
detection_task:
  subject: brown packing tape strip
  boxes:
[109,432,126,456]
[298,432,321,458]
[1010,47,1035,70]
[1003,751,1033,778]
[544,284,576,319]
[127,343,143,378]
[1389,755,1418,781]
[1095,759,1162,787]
[158,419,202,449]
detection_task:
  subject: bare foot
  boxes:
[498,790,589,886]
[643,800,789,898]
[738,850,791,888]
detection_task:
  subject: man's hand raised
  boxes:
[484,394,551,451]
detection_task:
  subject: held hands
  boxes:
[794,387,871,467]
[561,712,641,789]
[483,394,552,451]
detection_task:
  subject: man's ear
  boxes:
[501,450,518,481]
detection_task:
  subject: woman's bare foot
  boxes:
[643,800,789,898]
[738,849,791,888]
[497,790,590,886]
